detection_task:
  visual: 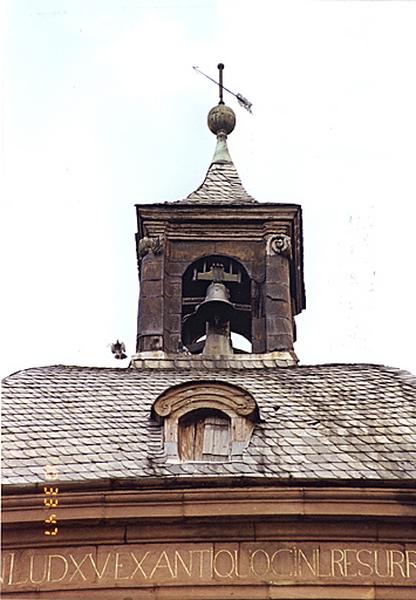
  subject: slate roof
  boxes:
[175,136,257,205]
[2,364,416,486]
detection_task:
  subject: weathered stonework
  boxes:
[2,484,416,598]
[266,233,292,258]
[135,204,305,355]
[137,234,165,260]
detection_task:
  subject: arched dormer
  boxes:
[152,382,259,462]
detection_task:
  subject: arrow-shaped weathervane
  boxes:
[193,63,253,114]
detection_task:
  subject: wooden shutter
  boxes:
[179,412,230,461]
[202,416,230,460]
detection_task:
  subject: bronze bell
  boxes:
[196,282,235,323]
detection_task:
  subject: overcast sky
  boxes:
[2,0,416,378]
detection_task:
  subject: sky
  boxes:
[2,0,416,378]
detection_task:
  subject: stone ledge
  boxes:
[130,350,298,370]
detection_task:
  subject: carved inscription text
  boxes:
[1,542,415,590]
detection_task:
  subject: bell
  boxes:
[181,282,236,355]
[196,282,235,323]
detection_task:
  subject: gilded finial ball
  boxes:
[207,104,236,136]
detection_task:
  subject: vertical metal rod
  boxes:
[218,63,224,104]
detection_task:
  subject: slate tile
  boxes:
[2,363,415,484]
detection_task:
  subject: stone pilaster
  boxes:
[265,234,294,352]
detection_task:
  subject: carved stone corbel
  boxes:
[138,235,165,260]
[266,234,292,258]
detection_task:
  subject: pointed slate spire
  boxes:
[176,99,257,205]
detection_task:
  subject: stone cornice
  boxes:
[3,484,416,528]
[136,202,302,218]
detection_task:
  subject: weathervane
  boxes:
[193,63,253,114]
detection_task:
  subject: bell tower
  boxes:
[135,66,305,364]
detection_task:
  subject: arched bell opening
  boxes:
[231,333,252,353]
[194,333,252,354]
[181,255,251,354]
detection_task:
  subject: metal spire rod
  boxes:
[193,64,253,113]
[218,62,224,104]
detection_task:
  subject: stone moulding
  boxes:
[152,381,258,420]
[3,485,416,526]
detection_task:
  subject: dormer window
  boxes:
[178,409,231,461]
[152,382,259,463]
